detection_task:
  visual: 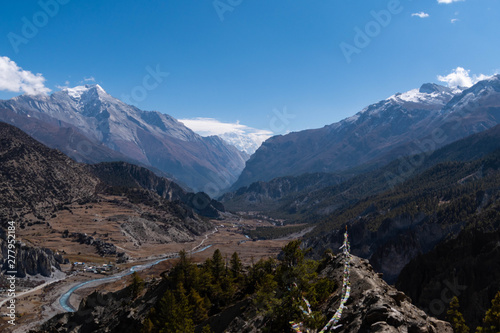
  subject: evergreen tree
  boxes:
[446,296,469,333]
[229,252,242,278]
[477,291,500,333]
[211,249,224,279]
[130,271,145,299]
[141,318,154,333]
[172,283,194,332]
[189,288,209,323]
[155,290,176,332]
[201,325,212,333]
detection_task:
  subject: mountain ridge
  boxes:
[0,85,247,194]
[232,76,500,190]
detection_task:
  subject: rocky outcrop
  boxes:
[222,254,453,333]
[316,254,453,333]
[0,229,64,278]
[68,232,117,256]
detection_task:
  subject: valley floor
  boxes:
[0,215,289,332]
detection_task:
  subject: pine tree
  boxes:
[477,291,500,333]
[172,283,194,332]
[141,317,154,333]
[446,296,469,333]
[201,325,212,333]
[229,252,242,279]
[130,271,145,299]
[155,290,176,331]
[189,288,209,323]
[211,249,224,280]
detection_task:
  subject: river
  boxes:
[59,244,213,312]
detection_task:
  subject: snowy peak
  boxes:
[0,85,248,193]
[418,83,451,94]
[343,84,456,125]
[442,74,500,113]
[62,84,108,100]
[388,85,455,107]
[218,131,261,155]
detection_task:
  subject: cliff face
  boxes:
[315,254,452,333]
[0,229,64,278]
[397,226,500,329]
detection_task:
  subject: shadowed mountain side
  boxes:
[397,224,500,329]
[303,149,500,283]
[222,124,500,223]
[0,122,99,221]
[88,162,225,218]
[232,76,500,190]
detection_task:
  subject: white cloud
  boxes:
[437,0,464,4]
[437,67,496,88]
[451,18,459,23]
[84,76,95,82]
[179,117,273,154]
[0,56,51,95]
[411,12,430,18]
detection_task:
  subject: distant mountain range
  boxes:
[2,77,499,199]
[0,84,247,194]
[232,76,500,190]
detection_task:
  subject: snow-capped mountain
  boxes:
[232,77,500,189]
[0,84,247,193]
[217,132,263,155]
[178,117,271,155]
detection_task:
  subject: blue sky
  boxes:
[0,0,499,137]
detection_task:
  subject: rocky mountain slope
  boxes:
[397,222,500,330]
[0,122,99,221]
[0,122,221,277]
[303,147,500,283]
[232,76,500,189]
[219,172,347,212]
[0,85,247,193]
[88,162,225,218]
